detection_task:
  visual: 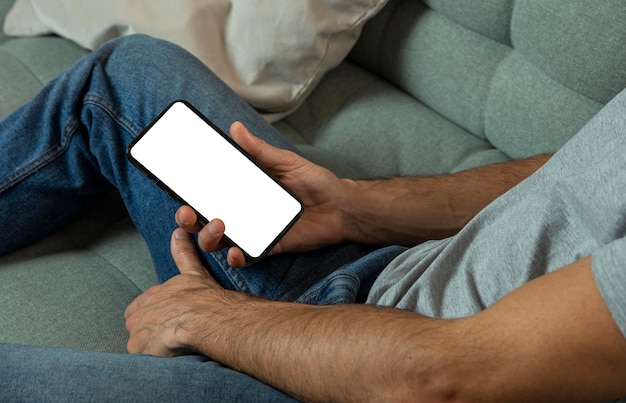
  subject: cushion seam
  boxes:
[0,46,46,86]
[61,227,148,294]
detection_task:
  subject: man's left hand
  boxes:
[124,228,223,357]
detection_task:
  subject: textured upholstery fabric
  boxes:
[278,0,626,177]
[0,193,155,353]
[0,35,87,119]
[1,0,625,354]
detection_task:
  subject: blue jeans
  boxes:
[0,344,297,402]
[0,35,404,400]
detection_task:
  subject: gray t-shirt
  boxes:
[367,88,626,341]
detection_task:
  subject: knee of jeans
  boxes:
[103,34,186,60]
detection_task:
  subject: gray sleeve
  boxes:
[591,237,626,338]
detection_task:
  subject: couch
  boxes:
[1,0,625,356]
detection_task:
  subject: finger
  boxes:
[226,247,249,268]
[124,296,139,323]
[124,286,157,321]
[126,330,145,354]
[230,121,260,154]
[170,228,207,276]
[175,206,204,233]
[197,218,226,252]
[230,122,291,171]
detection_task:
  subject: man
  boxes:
[1,35,625,401]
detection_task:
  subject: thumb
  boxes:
[170,228,208,276]
[230,121,287,171]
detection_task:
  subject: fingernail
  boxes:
[208,220,221,236]
[177,210,189,225]
[174,229,189,240]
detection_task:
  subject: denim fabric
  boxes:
[208,243,406,304]
[0,343,296,402]
[0,34,403,302]
[0,34,298,282]
[0,35,404,400]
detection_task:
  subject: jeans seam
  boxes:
[210,250,251,294]
[296,271,360,305]
[61,226,147,295]
[0,116,81,193]
[0,94,141,194]
[83,94,143,139]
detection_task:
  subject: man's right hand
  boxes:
[175,121,351,267]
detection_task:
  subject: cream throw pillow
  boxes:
[4,0,388,121]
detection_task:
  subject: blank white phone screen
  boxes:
[128,101,303,260]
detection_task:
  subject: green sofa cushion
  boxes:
[485,53,602,159]
[425,0,515,45]
[281,0,626,178]
[0,36,88,119]
[0,194,155,353]
[275,61,507,179]
[512,0,626,105]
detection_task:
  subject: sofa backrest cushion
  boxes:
[349,0,626,159]
[0,0,89,120]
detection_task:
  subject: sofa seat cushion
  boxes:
[0,193,156,353]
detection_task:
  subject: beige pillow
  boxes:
[4,0,388,121]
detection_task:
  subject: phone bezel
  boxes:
[126,100,303,262]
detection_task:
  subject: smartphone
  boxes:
[127,100,303,262]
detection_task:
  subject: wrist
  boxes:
[336,177,462,246]
[176,289,246,357]
[337,179,387,245]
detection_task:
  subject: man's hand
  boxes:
[176,121,352,267]
[124,226,626,401]
[126,234,626,402]
[178,123,553,265]
[124,228,226,356]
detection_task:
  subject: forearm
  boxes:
[340,154,552,245]
[181,292,466,402]
[132,222,626,402]
[181,256,626,403]
[128,229,468,401]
